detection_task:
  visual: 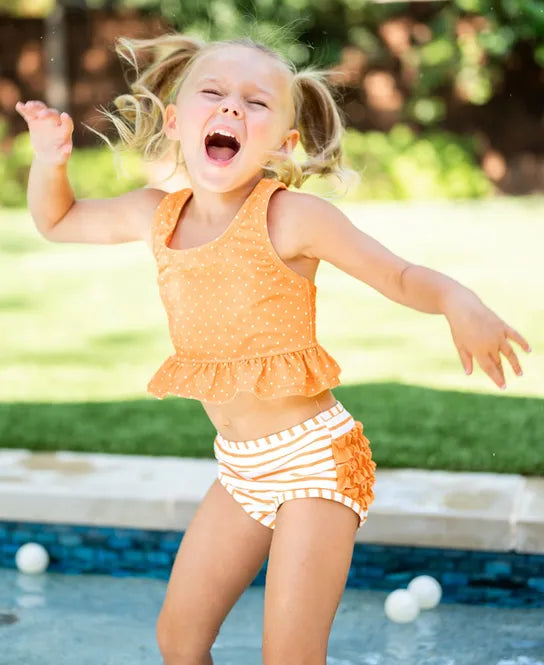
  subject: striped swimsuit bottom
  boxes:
[213,401,376,530]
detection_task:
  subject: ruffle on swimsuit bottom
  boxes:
[147,344,342,404]
[331,421,376,511]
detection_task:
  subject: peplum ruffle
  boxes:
[331,421,376,511]
[147,344,341,404]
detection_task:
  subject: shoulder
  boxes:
[268,185,350,259]
[136,186,172,215]
[269,186,338,215]
[130,186,171,248]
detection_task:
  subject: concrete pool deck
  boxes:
[0,448,543,554]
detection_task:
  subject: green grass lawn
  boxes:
[1,196,542,473]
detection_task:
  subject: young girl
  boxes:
[16,32,530,665]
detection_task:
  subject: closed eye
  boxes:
[201,90,267,108]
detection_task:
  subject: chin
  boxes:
[189,161,260,191]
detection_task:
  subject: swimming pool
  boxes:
[2,568,543,665]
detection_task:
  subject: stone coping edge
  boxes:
[0,449,542,554]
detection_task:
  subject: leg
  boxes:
[156,478,273,665]
[262,496,359,665]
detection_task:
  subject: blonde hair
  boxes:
[86,31,358,193]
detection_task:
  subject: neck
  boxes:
[187,174,264,225]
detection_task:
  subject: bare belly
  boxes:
[202,389,338,441]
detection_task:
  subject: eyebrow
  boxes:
[196,76,273,98]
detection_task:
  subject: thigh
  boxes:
[262,497,358,665]
[157,478,273,655]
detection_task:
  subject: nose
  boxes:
[218,99,243,118]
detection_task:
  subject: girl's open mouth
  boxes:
[204,130,241,165]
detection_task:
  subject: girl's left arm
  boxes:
[289,193,531,390]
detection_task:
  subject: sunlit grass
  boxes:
[1,197,542,470]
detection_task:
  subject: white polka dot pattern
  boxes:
[147,177,342,403]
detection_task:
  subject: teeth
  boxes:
[215,129,235,138]
[207,128,239,143]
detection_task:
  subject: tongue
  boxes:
[207,145,237,161]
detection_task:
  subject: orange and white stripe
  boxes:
[213,401,371,530]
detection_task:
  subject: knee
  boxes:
[156,611,185,665]
[263,641,325,665]
[156,609,213,665]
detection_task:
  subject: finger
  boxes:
[480,352,506,390]
[36,108,58,118]
[15,101,35,119]
[500,339,523,377]
[35,109,62,125]
[16,100,45,112]
[35,108,53,119]
[14,102,28,119]
[60,112,73,131]
[504,324,532,353]
[20,101,47,120]
[457,346,473,375]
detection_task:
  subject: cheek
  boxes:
[249,116,277,146]
[178,101,208,145]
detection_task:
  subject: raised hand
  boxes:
[15,100,74,166]
[443,287,531,390]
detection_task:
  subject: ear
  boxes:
[163,103,178,140]
[280,128,299,154]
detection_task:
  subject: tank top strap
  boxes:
[225,177,286,230]
[150,188,191,257]
[241,178,315,291]
[259,176,287,206]
[239,177,287,237]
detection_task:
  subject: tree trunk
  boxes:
[44,0,69,113]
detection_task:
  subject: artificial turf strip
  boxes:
[0,382,542,475]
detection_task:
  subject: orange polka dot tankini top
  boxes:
[147,177,342,404]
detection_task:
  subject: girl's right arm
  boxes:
[15,100,166,246]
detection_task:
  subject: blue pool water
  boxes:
[1,569,543,665]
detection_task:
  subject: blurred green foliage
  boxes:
[2,0,543,122]
[59,0,544,118]
[66,142,147,198]
[0,119,31,207]
[0,115,491,207]
[3,0,540,202]
[0,117,147,207]
[340,125,492,200]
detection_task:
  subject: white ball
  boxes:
[384,589,420,623]
[15,543,49,575]
[407,575,442,609]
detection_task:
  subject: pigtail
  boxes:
[84,29,357,193]
[262,68,359,194]
[83,33,206,176]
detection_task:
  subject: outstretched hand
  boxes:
[443,288,531,390]
[15,100,74,166]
